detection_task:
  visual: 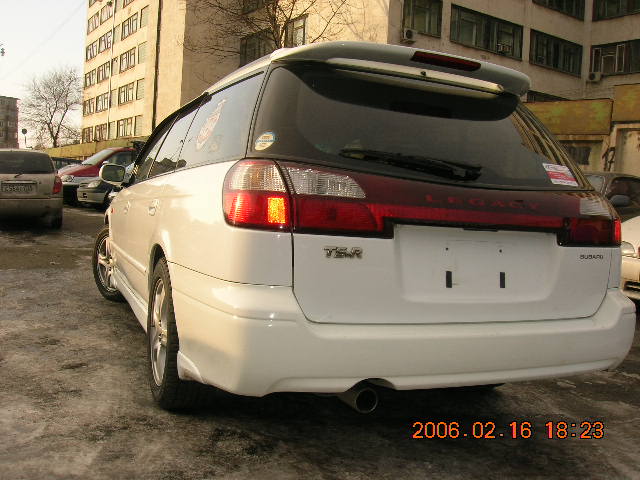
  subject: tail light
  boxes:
[223,160,291,231]
[52,175,62,195]
[223,160,620,247]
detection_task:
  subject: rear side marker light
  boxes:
[411,51,481,72]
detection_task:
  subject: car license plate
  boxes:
[1,183,35,194]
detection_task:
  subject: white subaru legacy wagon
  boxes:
[94,42,635,412]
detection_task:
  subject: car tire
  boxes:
[147,257,208,410]
[92,226,125,302]
[48,213,63,229]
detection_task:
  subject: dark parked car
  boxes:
[585,171,640,221]
[77,161,135,210]
[0,149,63,228]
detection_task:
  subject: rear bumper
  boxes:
[0,197,62,218]
[621,256,640,300]
[169,263,636,397]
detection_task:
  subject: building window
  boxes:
[403,0,442,36]
[113,24,121,43]
[591,39,640,74]
[82,127,93,143]
[140,6,149,27]
[562,145,591,165]
[533,0,585,19]
[83,99,95,116]
[87,12,100,33]
[100,2,113,23]
[594,0,640,20]
[89,0,99,6]
[84,70,97,87]
[136,79,145,99]
[95,92,110,112]
[138,42,147,63]
[120,47,136,72]
[108,121,117,139]
[526,90,566,102]
[96,61,111,83]
[94,123,108,141]
[134,115,144,136]
[530,30,582,75]
[239,31,275,66]
[117,117,133,137]
[98,31,113,53]
[123,0,135,6]
[118,82,135,104]
[111,58,119,75]
[450,6,523,59]
[285,16,306,47]
[86,41,98,61]
[121,13,138,39]
[110,89,118,107]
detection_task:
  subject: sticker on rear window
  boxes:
[543,163,578,187]
[255,131,277,151]
[196,99,226,151]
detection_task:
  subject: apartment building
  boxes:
[80,0,640,143]
[81,0,154,144]
[0,96,19,148]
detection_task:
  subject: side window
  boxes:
[148,106,200,178]
[177,73,264,170]
[131,122,173,184]
[607,178,633,199]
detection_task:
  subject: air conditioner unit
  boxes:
[401,28,417,44]
[497,43,512,54]
[587,71,603,83]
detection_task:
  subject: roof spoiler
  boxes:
[205,41,530,98]
[271,41,530,97]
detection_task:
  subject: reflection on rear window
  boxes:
[0,151,53,174]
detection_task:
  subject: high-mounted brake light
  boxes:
[411,51,481,72]
[52,175,62,195]
[225,160,619,247]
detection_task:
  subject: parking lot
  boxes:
[0,206,639,480]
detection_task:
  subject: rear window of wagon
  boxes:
[251,65,588,191]
[0,151,54,174]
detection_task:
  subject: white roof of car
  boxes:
[205,41,531,97]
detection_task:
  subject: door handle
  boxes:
[148,199,159,216]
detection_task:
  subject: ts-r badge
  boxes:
[324,246,363,259]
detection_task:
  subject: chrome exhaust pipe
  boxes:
[337,385,379,414]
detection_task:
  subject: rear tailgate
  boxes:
[293,226,611,324]
[286,167,616,325]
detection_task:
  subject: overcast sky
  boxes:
[0,0,87,146]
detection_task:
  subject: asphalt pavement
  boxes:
[0,207,639,480]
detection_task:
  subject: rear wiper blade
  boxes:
[339,148,482,181]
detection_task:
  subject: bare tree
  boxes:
[185,0,356,61]
[21,67,81,148]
